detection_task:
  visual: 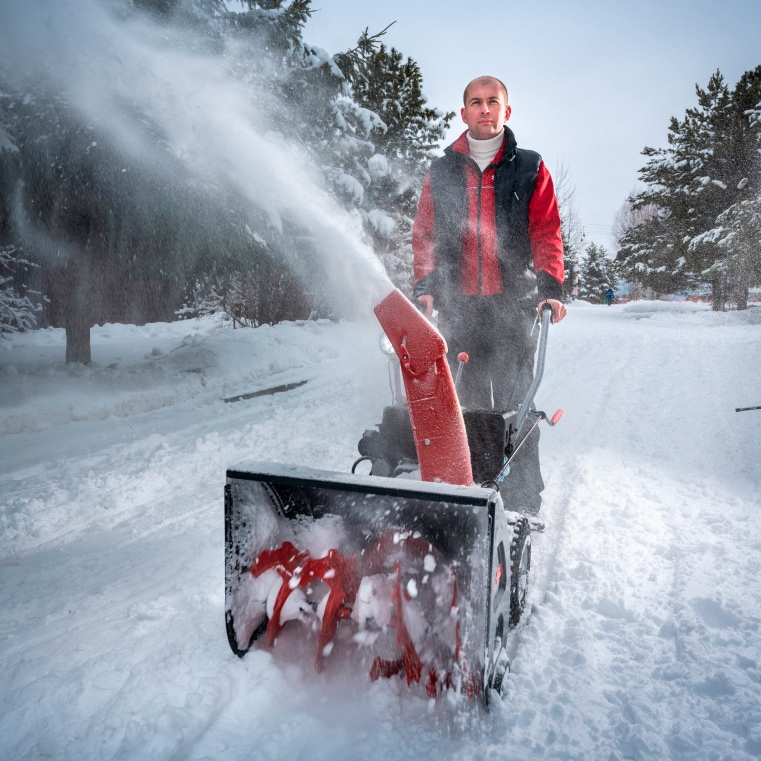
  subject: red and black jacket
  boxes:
[412,127,564,307]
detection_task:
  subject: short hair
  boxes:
[463,76,509,106]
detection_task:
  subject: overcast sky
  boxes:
[304,0,761,250]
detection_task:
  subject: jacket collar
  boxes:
[446,127,518,164]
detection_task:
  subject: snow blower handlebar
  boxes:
[492,304,563,486]
[454,352,469,390]
[495,408,562,484]
[514,304,554,439]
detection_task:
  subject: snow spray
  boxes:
[0,0,394,313]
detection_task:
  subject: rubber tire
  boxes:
[508,517,531,627]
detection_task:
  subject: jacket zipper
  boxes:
[477,170,483,294]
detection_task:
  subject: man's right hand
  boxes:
[537,298,567,323]
[416,294,434,318]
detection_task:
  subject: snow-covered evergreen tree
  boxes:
[578,242,617,304]
[617,68,761,308]
[697,192,761,310]
[0,245,43,336]
[0,0,453,360]
[338,40,453,293]
[689,68,761,308]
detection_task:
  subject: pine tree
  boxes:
[346,42,453,180]
[0,0,455,361]
[330,37,453,293]
[578,243,617,304]
[690,66,761,308]
[617,68,761,308]
[0,0,341,357]
[563,246,581,301]
[617,73,730,297]
[701,193,761,310]
[0,245,43,336]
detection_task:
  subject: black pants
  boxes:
[439,295,544,513]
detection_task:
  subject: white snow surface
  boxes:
[2,301,761,760]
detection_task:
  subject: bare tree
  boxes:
[612,193,660,249]
[554,162,584,252]
[554,161,584,300]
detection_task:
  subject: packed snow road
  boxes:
[1,302,760,760]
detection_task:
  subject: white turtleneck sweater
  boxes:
[466,130,504,171]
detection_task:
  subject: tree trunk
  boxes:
[65,260,92,364]
[731,273,749,311]
[711,273,727,312]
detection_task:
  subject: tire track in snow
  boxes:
[505,455,579,667]
[502,310,641,675]
[492,305,761,759]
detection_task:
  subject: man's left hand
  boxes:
[537,299,567,323]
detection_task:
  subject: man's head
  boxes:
[461,76,511,141]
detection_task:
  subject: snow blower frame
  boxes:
[224,289,559,706]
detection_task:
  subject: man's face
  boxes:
[461,80,511,140]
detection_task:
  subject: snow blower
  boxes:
[224,289,561,706]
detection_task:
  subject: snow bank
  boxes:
[0,315,345,436]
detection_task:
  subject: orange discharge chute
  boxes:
[373,289,473,487]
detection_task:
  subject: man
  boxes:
[411,75,566,515]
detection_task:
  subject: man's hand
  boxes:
[417,294,434,318]
[537,298,567,323]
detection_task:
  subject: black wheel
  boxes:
[508,517,531,627]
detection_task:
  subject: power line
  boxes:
[583,224,615,232]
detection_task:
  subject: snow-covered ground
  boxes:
[1,300,760,760]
